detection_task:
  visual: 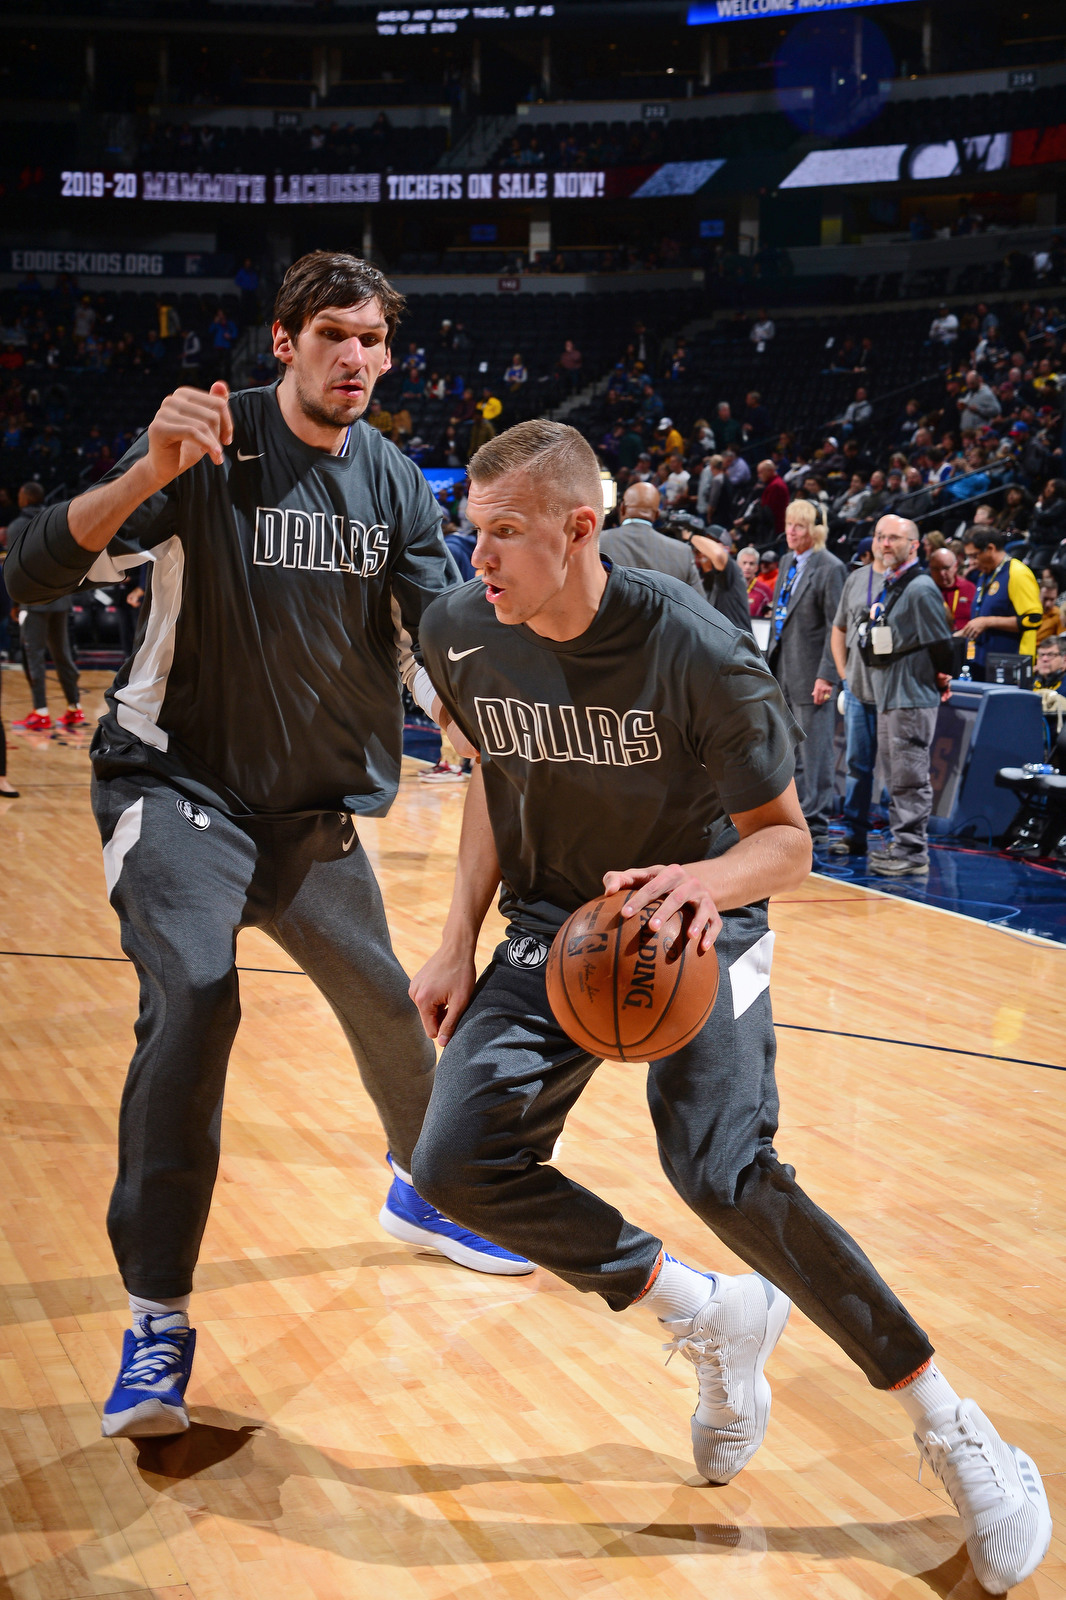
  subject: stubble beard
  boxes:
[292,366,374,431]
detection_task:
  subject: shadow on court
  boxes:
[0,1404,973,1597]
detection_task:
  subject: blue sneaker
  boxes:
[379,1156,534,1276]
[101,1312,196,1438]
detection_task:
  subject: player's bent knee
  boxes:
[410,1136,484,1223]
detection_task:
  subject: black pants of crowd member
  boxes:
[412,904,934,1389]
[21,610,79,710]
[93,772,437,1300]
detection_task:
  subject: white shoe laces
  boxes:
[663,1329,733,1416]
[920,1415,1011,1516]
[122,1322,189,1388]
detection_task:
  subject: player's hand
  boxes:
[602,863,722,954]
[439,710,479,763]
[145,381,233,487]
[409,945,477,1046]
[812,677,835,705]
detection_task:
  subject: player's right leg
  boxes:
[92,774,263,1438]
[411,932,778,1481]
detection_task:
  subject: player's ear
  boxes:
[379,341,393,378]
[570,505,599,547]
[272,320,295,367]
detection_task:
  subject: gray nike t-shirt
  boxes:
[421,563,802,937]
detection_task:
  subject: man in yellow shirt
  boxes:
[958,527,1042,678]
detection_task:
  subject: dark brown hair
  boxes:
[273,251,405,348]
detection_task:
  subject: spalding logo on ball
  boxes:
[545,888,720,1062]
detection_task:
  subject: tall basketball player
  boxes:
[5,253,532,1443]
[407,419,1050,1595]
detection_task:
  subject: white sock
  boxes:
[129,1293,190,1325]
[637,1253,715,1325]
[390,1158,414,1186]
[34,707,48,716]
[894,1362,961,1432]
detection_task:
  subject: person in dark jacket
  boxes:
[7,481,83,731]
[1027,479,1066,569]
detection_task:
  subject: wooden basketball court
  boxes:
[2,669,1064,1600]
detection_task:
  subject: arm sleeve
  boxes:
[691,631,802,816]
[816,562,847,681]
[1007,560,1043,631]
[4,432,179,604]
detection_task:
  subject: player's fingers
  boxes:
[437,985,473,1047]
[407,978,440,1039]
[208,383,235,445]
[620,877,672,919]
[699,906,723,952]
[650,879,703,931]
[209,380,230,399]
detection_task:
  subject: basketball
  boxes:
[545,888,720,1062]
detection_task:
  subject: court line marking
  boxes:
[0,949,1060,1072]
[811,872,1066,951]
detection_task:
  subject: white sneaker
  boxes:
[663,1272,791,1484]
[418,760,465,783]
[916,1400,1051,1594]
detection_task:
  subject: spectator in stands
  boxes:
[657,417,683,457]
[742,390,772,443]
[73,296,96,341]
[829,529,886,856]
[557,339,583,391]
[899,465,932,521]
[640,381,664,428]
[750,309,775,348]
[767,500,846,845]
[958,369,1001,432]
[838,387,873,437]
[599,482,702,591]
[759,549,779,588]
[715,401,741,450]
[696,453,729,524]
[234,259,260,326]
[504,353,527,392]
[668,340,688,380]
[400,365,425,403]
[1034,634,1066,693]
[928,545,975,631]
[661,451,690,508]
[209,307,238,381]
[959,526,1043,677]
[1028,479,1066,568]
[364,396,393,436]
[734,459,788,544]
[737,544,773,618]
[1037,569,1064,645]
[928,304,959,349]
[865,515,954,878]
[995,484,1033,534]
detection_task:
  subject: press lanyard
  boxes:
[773,561,799,639]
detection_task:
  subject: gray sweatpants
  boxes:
[412,905,933,1390]
[22,609,80,710]
[877,705,938,863]
[780,687,837,839]
[92,772,436,1299]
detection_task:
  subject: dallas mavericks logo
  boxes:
[176,798,210,830]
[507,935,548,969]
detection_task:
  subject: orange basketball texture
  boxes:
[545,888,721,1062]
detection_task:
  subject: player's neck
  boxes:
[524,558,609,643]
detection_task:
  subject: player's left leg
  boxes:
[648,900,1051,1593]
[265,811,531,1276]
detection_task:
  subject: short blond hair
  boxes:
[785,496,827,548]
[469,419,604,529]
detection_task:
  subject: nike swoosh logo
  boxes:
[237,450,264,461]
[448,646,484,661]
[341,822,357,853]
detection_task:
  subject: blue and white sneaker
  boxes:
[379,1155,534,1276]
[100,1312,196,1439]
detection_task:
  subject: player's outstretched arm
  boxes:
[68,382,234,554]
[604,779,811,951]
[409,762,501,1046]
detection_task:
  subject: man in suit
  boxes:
[599,483,704,592]
[767,500,847,845]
